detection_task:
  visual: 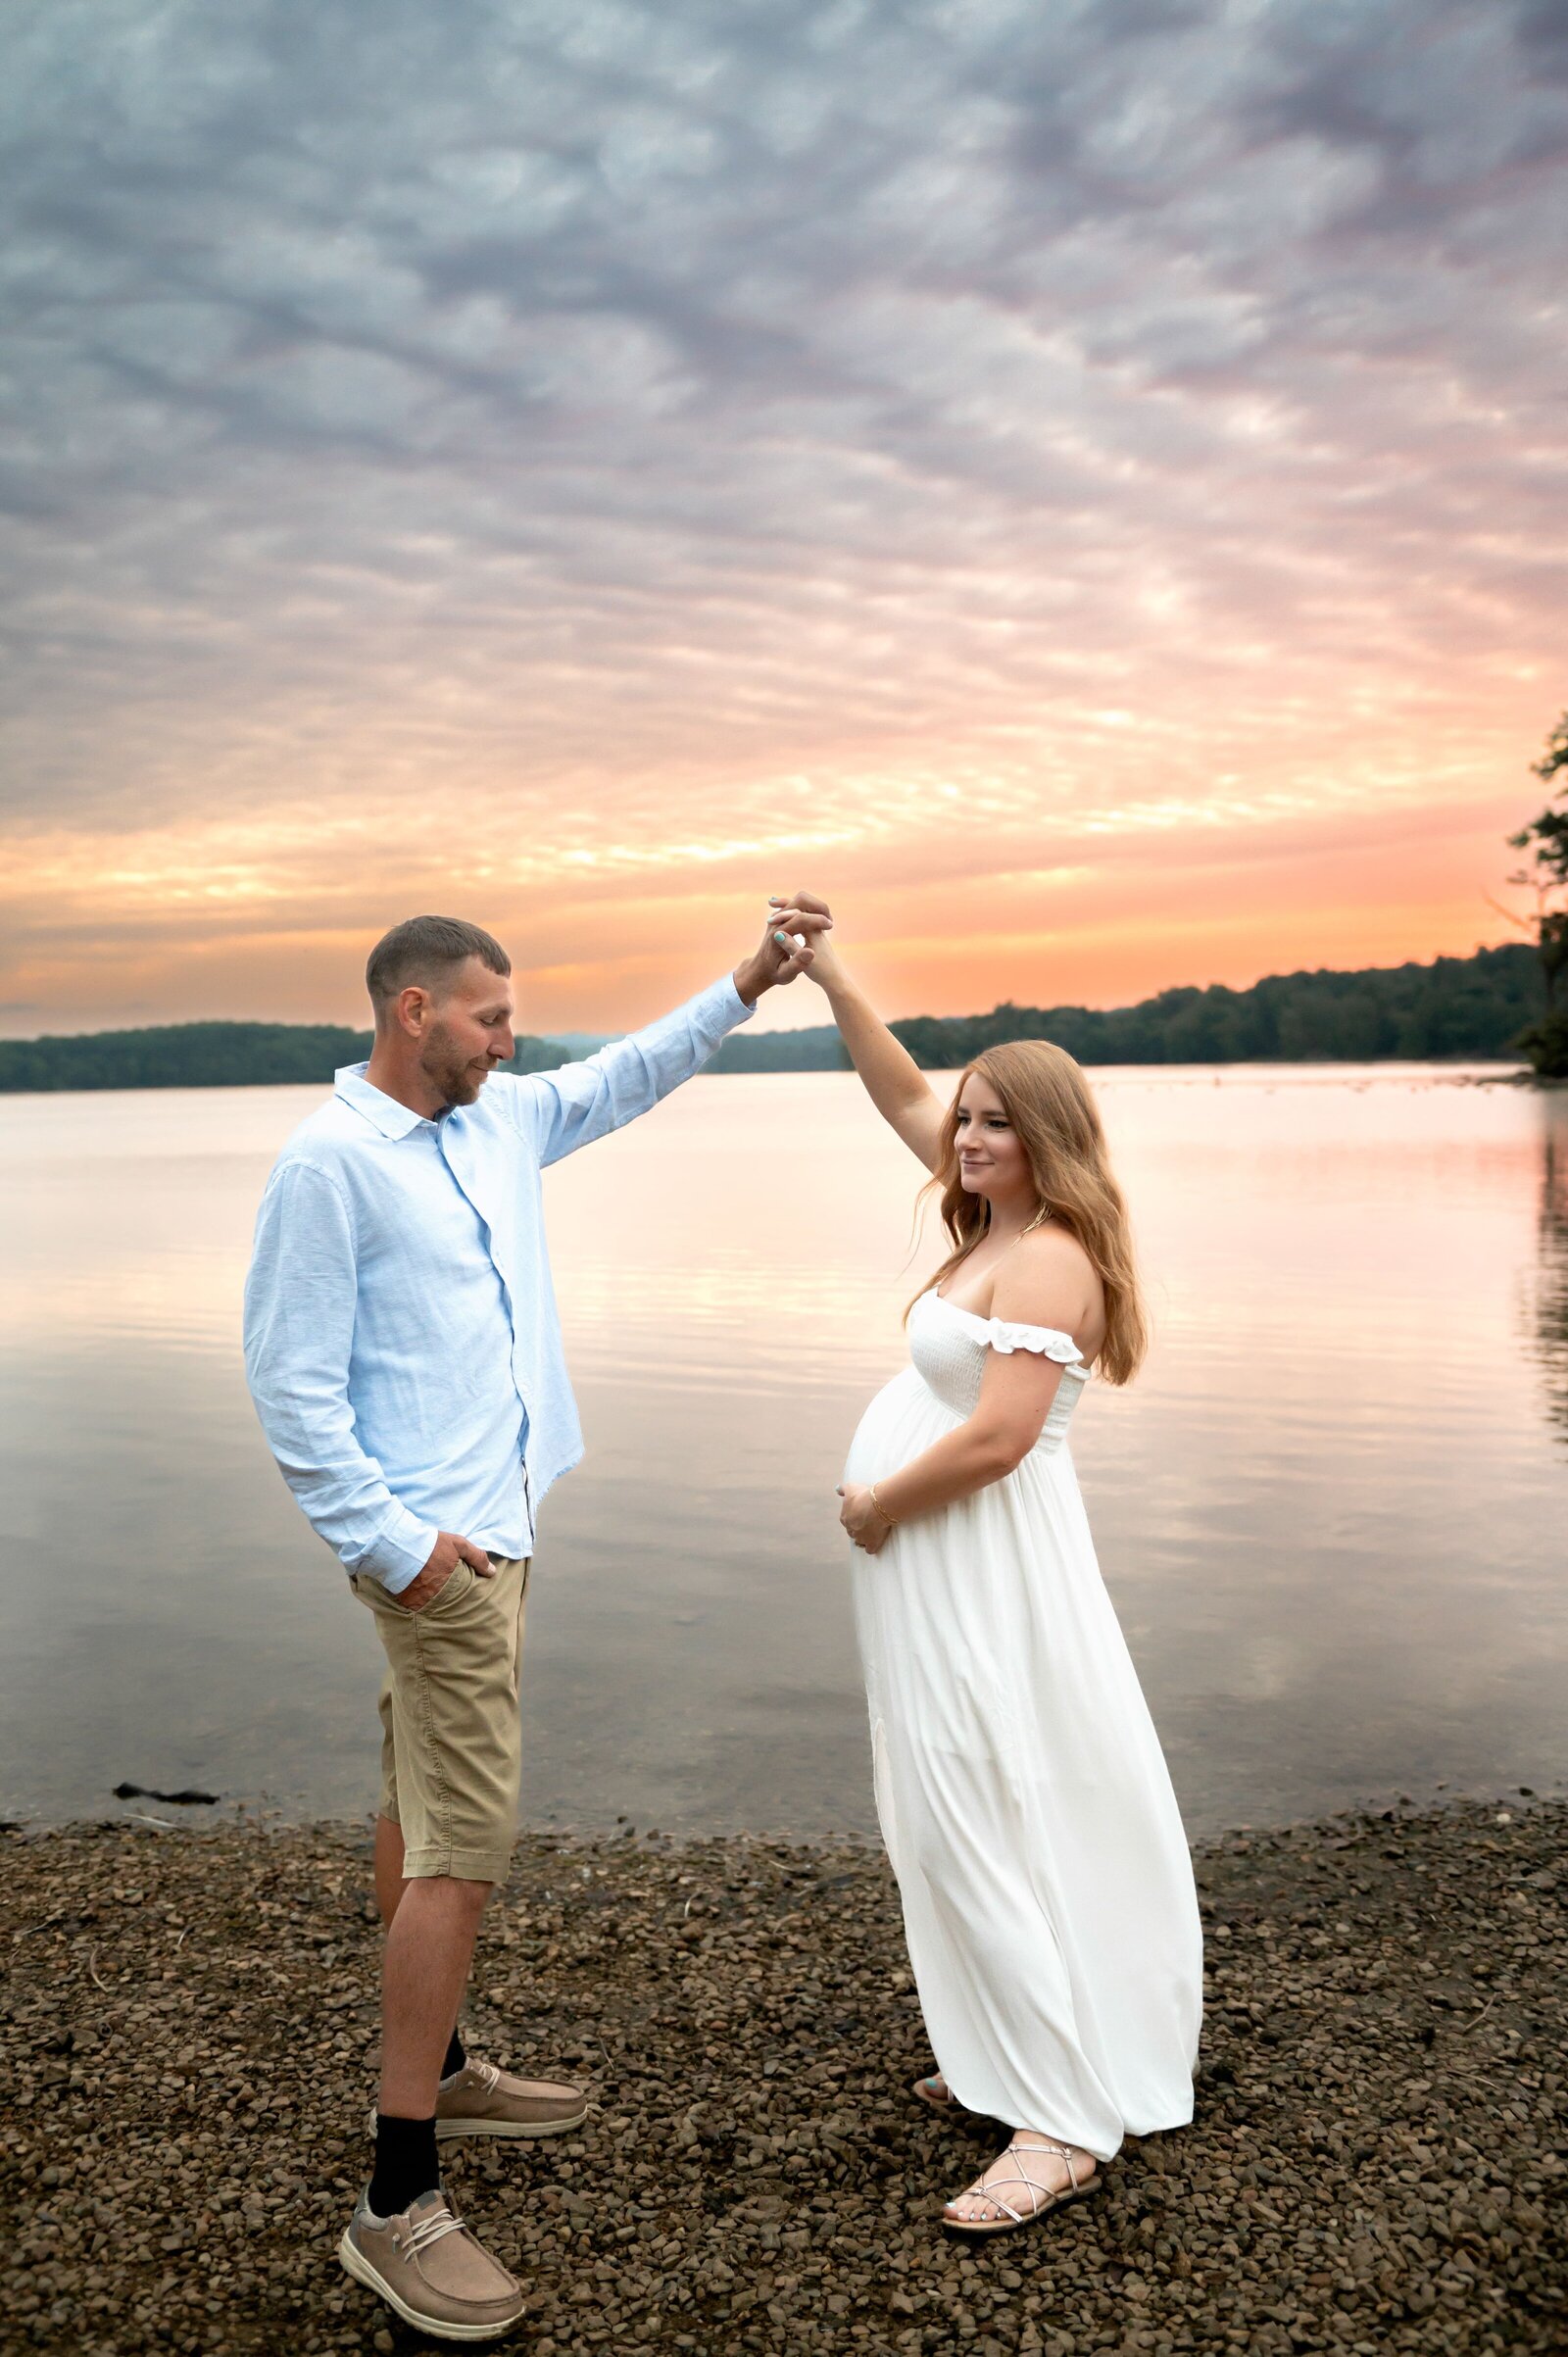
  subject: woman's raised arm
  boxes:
[776,892,948,1172]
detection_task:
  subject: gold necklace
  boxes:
[979,1204,1053,1253]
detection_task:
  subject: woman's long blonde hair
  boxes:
[911,1041,1149,1385]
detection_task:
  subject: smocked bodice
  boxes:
[907,1289,1089,1455]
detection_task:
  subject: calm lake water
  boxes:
[2,1065,1565,1842]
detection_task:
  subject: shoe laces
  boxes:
[473,2060,500,2093]
[402,2200,466,2257]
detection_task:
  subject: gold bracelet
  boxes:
[869,1483,899,1529]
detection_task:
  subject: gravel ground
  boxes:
[3,1797,1563,2356]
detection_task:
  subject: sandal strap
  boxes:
[973,2183,1026,2223]
[1023,2137,1086,2192]
[959,2138,1086,2221]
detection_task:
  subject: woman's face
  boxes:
[953,1071,1032,1204]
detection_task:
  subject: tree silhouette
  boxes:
[1508,712,1568,1077]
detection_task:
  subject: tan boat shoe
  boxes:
[363,2060,589,2144]
[338,2186,526,2341]
[435,2057,588,2141]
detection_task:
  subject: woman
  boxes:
[794,904,1202,2235]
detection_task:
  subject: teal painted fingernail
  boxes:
[773,931,789,946]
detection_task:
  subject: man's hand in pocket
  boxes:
[398,1531,493,1612]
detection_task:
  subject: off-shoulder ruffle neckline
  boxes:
[921,1289,1086,1368]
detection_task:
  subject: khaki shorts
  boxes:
[352,1554,530,1886]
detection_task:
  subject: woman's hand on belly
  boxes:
[838,1481,895,1554]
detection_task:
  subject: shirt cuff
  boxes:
[715,972,758,1024]
[349,1512,439,1596]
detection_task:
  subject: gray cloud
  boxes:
[0,0,1564,859]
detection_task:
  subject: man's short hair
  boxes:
[366,915,511,1009]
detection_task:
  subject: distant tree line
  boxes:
[0,944,1543,1094]
[710,943,1543,1072]
[893,942,1540,1069]
[0,1021,573,1094]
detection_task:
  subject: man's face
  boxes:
[418,958,517,1106]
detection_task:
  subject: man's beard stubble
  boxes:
[419,1022,486,1109]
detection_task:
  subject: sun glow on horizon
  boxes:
[0,706,1539,1039]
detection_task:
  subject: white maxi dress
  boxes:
[844,1289,1202,2161]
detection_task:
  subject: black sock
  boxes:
[441,2025,466,2081]
[368,2114,440,2219]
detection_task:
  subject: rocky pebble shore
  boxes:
[3,1796,1563,2356]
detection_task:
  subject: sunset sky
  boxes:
[3,0,1565,1039]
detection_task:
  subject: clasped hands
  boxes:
[732,888,836,1004]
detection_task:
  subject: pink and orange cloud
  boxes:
[2,0,1562,1035]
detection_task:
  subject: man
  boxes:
[243,902,826,2341]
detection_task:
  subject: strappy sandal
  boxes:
[912,2071,957,2112]
[942,2136,1102,2237]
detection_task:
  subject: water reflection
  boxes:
[1532,1102,1568,1445]
[1,1065,1566,1837]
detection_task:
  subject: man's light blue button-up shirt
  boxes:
[243,974,752,1594]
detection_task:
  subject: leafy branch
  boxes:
[1507,712,1568,1076]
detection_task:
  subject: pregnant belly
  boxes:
[844,1366,963,1486]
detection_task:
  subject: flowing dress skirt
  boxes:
[845,1345,1202,2160]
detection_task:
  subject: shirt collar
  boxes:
[334,1062,434,1140]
